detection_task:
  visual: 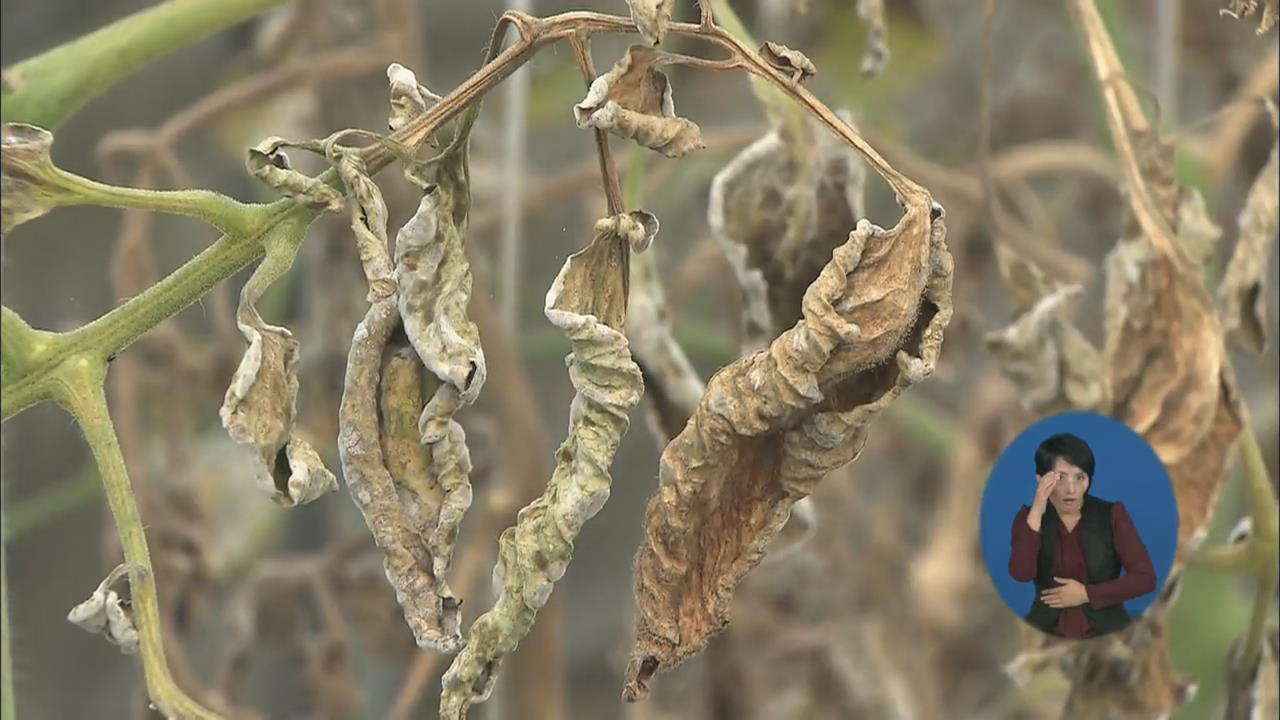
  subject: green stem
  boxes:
[1,0,288,129]
[52,359,218,720]
[1238,426,1279,675]
[57,174,257,238]
[1,534,15,720]
[1,203,311,422]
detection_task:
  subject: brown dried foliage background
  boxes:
[1,1,1277,719]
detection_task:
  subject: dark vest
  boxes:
[1025,495,1131,636]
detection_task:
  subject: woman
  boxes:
[1008,433,1157,638]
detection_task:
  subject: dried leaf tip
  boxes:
[67,564,143,654]
[387,63,440,132]
[760,42,816,83]
[626,0,675,45]
[246,137,345,212]
[1220,0,1278,33]
[574,45,705,158]
[2,123,71,233]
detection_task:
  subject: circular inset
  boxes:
[979,412,1178,640]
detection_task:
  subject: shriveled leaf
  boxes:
[220,255,337,508]
[987,246,1108,414]
[387,62,440,132]
[1220,0,1279,33]
[439,217,646,719]
[574,45,705,158]
[67,564,141,655]
[246,136,344,211]
[339,296,463,653]
[708,117,867,352]
[627,0,675,45]
[760,42,816,82]
[1218,111,1278,352]
[857,0,889,77]
[1,123,63,233]
[1070,0,1244,561]
[624,207,952,700]
[392,108,485,594]
[333,150,396,302]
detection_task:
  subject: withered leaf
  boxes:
[709,117,868,353]
[1218,109,1278,353]
[393,108,485,595]
[760,42,816,83]
[624,208,952,700]
[1074,0,1244,564]
[627,0,675,46]
[333,149,396,302]
[574,45,705,158]
[439,218,646,719]
[246,136,345,212]
[986,246,1108,415]
[857,0,889,77]
[1,123,63,234]
[67,564,141,654]
[387,62,440,132]
[1220,0,1279,33]
[338,296,463,653]
[220,265,337,508]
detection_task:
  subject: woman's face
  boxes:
[1042,457,1090,514]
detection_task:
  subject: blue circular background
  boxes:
[979,411,1178,625]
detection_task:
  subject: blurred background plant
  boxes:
[0,1,1275,719]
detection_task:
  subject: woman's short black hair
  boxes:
[1035,433,1095,478]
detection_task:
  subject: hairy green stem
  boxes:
[52,360,218,719]
[1,0,287,128]
[1238,426,1279,674]
[54,173,256,238]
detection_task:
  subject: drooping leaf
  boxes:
[66,564,141,655]
[625,208,952,700]
[708,117,867,353]
[387,62,440,132]
[759,42,816,83]
[986,245,1108,415]
[220,236,337,508]
[574,45,705,158]
[438,214,648,719]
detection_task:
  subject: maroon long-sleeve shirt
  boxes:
[1008,501,1156,638]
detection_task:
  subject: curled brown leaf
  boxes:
[759,42,816,83]
[574,45,705,158]
[986,246,1108,415]
[1,123,62,233]
[624,207,951,700]
[246,136,345,212]
[67,564,142,655]
[708,117,868,353]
